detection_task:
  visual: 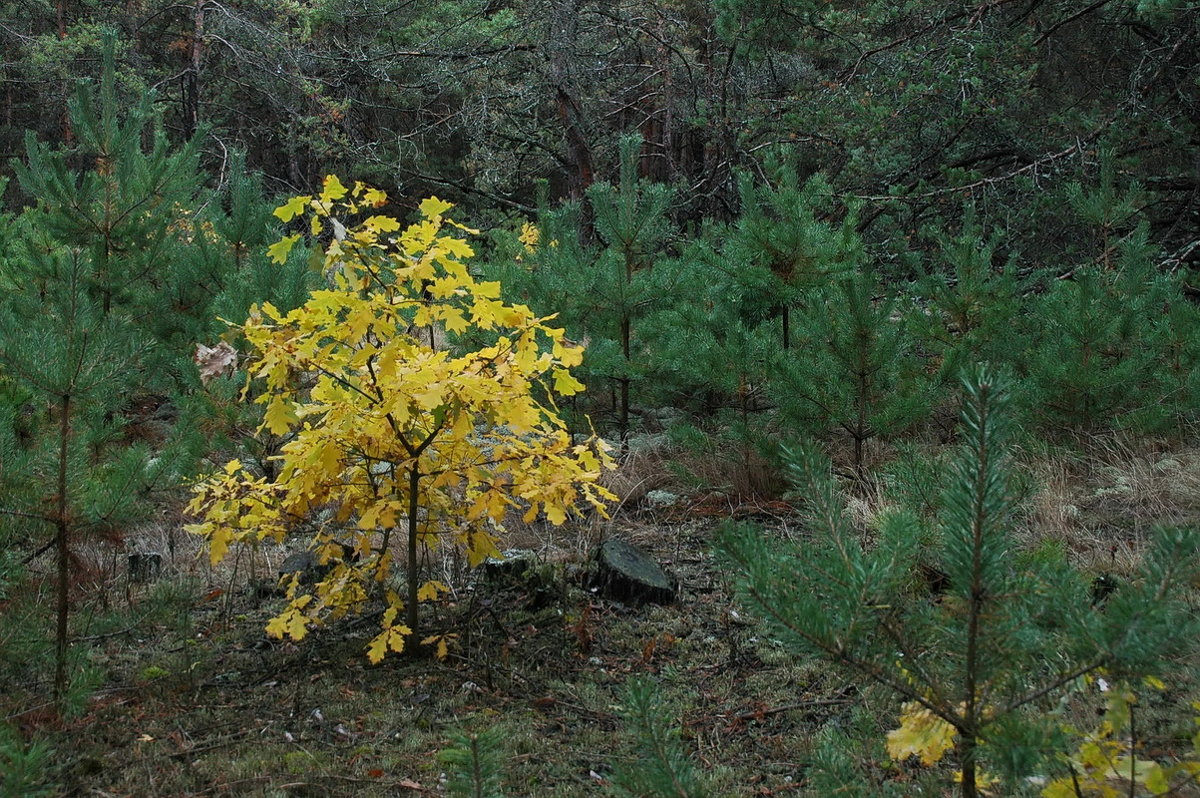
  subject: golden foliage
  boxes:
[886,701,958,767]
[188,178,615,661]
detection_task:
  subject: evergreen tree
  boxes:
[910,220,1024,386]
[491,136,677,442]
[205,150,313,325]
[0,242,153,704]
[714,157,857,350]
[1020,261,1166,432]
[640,236,783,495]
[775,270,929,477]
[12,40,202,346]
[0,36,233,706]
[439,728,507,798]
[611,678,709,798]
[718,368,1198,796]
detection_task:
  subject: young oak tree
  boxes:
[187,178,615,661]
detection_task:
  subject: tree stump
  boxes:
[127,552,162,583]
[592,539,676,605]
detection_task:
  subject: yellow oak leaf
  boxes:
[464,528,501,567]
[320,174,349,205]
[428,276,461,299]
[417,580,448,602]
[267,234,301,264]
[886,702,957,766]
[274,195,311,222]
[442,308,470,334]
[475,280,502,299]
[552,338,585,367]
[365,215,401,232]
[266,597,313,641]
[366,623,410,664]
[553,368,585,396]
[262,397,298,435]
[439,236,474,259]
[419,196,454,218]
[544,502,568,526]
[421,634,453,661]
[202,523,232,565]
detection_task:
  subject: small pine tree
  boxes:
[718,367,1198,797]
[439,729,507,798]
[0,36,241,707]
[910,221,1024,386]
[611,678,709,798]
[1020,258,1166,432]
[0,244,153,704]
[206,150,314,325]
[1151,284,1200,426]
[12,39,202,338]
[775,270,929,477]
[641,243,783,494]
[489,137,677,442]
[717,155,858,350]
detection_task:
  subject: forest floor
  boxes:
[6,433,1200,797]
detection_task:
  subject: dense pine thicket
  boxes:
[1,2,1200,795]
[5,0,1194,444]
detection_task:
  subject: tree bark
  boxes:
[183,0,205,140]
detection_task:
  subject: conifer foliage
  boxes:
[187,178,615,660]
[0,40,208,707]
[491,136,677,442]
[718,368,1198,796]
[611,677,710,798]
[439,728,507,798]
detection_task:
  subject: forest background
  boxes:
[2,1,1200,796]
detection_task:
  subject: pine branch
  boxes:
[439,729,506,798]
[612,678,709,798]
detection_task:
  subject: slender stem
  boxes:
[960,381,999,798]
[471,734,483,798]
[406,464,420,639]
[1128,700,1136,798]
[54,392,71,706]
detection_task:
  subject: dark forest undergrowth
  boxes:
[4,430,1200,797]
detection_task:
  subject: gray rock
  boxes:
[592,539,676,605]
[645,489,679,509]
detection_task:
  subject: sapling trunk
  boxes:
[406,464,420,639]
[53,392,71,704]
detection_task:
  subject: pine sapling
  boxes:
[611,677,709,798]
[439,728,507,798]
[718,367,1198,796]
[777,270,929,477]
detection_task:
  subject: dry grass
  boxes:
[1019,432,1200,574]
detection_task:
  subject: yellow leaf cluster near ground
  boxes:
[886,701,958,767]
[188,178,615,661]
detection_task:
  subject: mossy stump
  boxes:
[593,539,676,605]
